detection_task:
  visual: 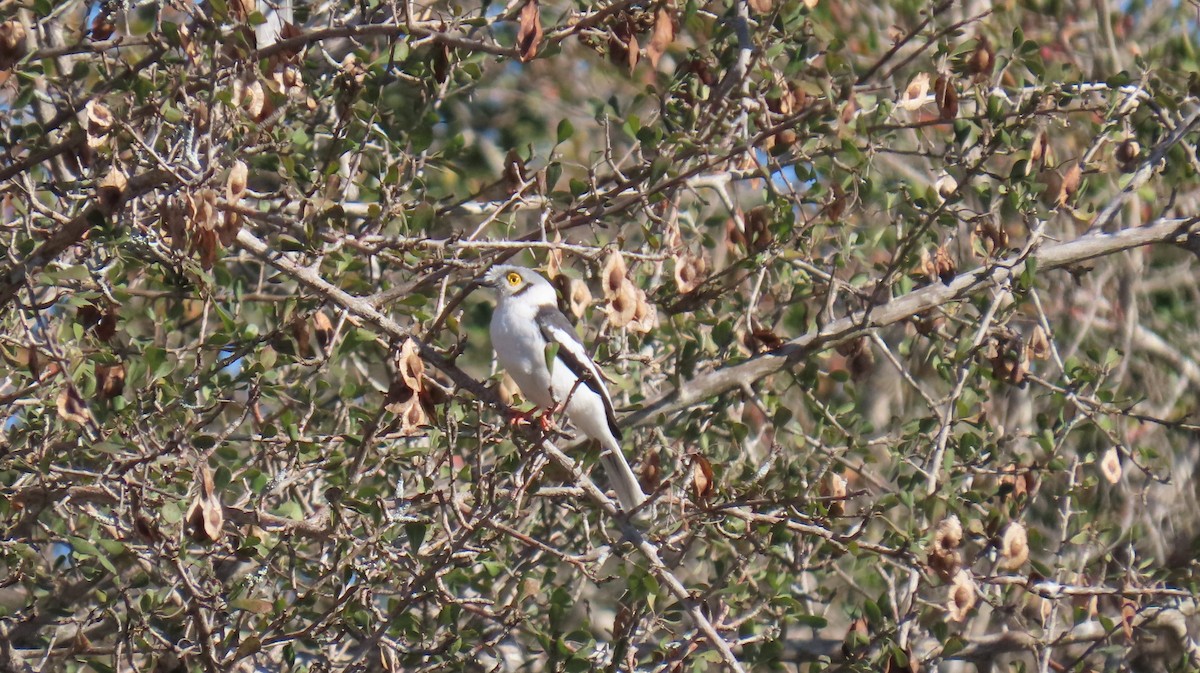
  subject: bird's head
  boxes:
[481,265,557,306]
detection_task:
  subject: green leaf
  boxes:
[556,118,574,144]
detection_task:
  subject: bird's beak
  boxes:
[479,274,498,289]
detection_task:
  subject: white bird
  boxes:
[483,265,648,513]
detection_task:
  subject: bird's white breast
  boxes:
[490,298,557,409]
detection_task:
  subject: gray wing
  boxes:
[535,305,622,441]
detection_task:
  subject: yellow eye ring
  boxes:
[506,272,522,286]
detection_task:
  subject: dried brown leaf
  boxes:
[673,253,706,294]
[999,522,1029,570]
[567,278,593,319]
[1115,139,1140,172]
[1026,325,1050,361]
[86,100,113,148]
[312,310,334,351]
[386,339,428,436]
[1100,447,1122,484]
[186,466,224,543]
[744,206,774,252]
[934,75,958,121]
[647,8,675,69]
[1057,163,1082,207]
[602,250,627,298]
[227,160,248,201]
[628,287,657,334]
[1028,131,1051,175]
[821,472,847,516]
[748,0,773,14]
[639,450,661,492]
[691,454,714,502]
[605,279,638,329]
[96,362,125,400]
[516,0,543,63]
[0,20,28,70]
[933,245,956,284]
[97,167,128,214]
[946,570,977,622]
[57,386,92,425]
[965,36,994,78]
[899,73,930,111]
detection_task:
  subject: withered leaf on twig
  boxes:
[605,279,639,329]
[96,362,125,400]
[57,385,92,425]
[691,453,715,503]
[602,250,627,299]
[647,7,675,69]
[516,0,543,63]
[186,466,224,543]
[934,75,958,121]
[385,339,431,435]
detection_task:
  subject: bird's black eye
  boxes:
[506,272,522,286]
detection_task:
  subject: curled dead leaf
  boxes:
[1057,163,1082,207]
[386,339,429,436]
[1028,131,1052,176]
[898,73,930,111]
[567,278,593,319]
[946,570,977,622]
[640,450,661,493]
[973,220,1009,257]
[965,35,994,78]
[691,453,715,502]
[602,250,627,299]
[97,167,129,214]
[243,80,270,122]
[227,160,248,201]
[1025,325,1050,361]
[1115,139,1140,173]
[0,20,28,70]
[312,310,334,351]
[986,331,1027,385]
[929,515,963,580]
[545,237,563,280]
[673,253,706,294]
[628,287,657,334]
[744,206,774,252]
[96,362,125,400]
[1100,447,1122,484]
[999,521,1029,570]
[186,466,224,543]
[606,279,639,329]
[934,75,958,121]
[820,472,847,516]
[925,245,956,285]
[516,0,543,63]
[86,100,114,149]
[647,7,675,69]
[57,385,92,425]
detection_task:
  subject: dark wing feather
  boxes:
[535,305,622,441]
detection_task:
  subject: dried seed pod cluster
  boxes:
[158,162,249,269]
[602,251,656,333]
[385,339,437,436]
[928,515,964,581]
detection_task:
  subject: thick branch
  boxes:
[625,216,1200,427]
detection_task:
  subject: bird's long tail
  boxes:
[598,439,648,513]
